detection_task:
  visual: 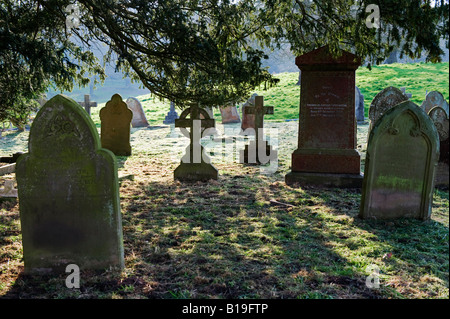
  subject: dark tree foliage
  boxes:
[0,0,448,125]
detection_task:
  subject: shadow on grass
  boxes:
[1,171,448,299]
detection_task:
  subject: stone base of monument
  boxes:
[285,171,363,188]
[174,162,218,182]
[239,140,277,165]
[286,148,363,188]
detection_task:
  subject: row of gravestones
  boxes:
[4,45,449,275]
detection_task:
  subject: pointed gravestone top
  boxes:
[295,45,361,70]
[360,101,439,220]
[16,94,124,273]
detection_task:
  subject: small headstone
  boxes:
[16,94,124,273]
[355,86,365,123]
[126,97,150,128]
[0,180,17,198]
[420,91,449,116]
[368,86,409,136]
[241,93,258,133]
[428,106,449,187]
[285,45,363,188]
[360,101,440,220]
[174,102,218,181]
[163,101,180,124]
[240,96,277,165]
[77,94,97,116]
[219,105,241,124]
[100,94,133,156]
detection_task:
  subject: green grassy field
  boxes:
[81,62,449,127]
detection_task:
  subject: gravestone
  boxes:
[420,91,449,116]
[16,94,124,273]
[428,106,449,187]
[368,87,409,135]
[174,102,218,181]
[78,94,97,116]
[219,105,241,124]
[241,93,258,133]
[240,96,277,164]
[126,97,150,128]
[355,86,365,123]
[360,101,439,220]
[0,179,17,198]
[163,101,179,124]
[285,45,363,187]
[100,94,133,156]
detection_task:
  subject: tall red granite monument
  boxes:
[285,45,363,187]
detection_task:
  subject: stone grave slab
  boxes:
[360,101,439,220]
[16,94,124,273]
[428,106,449,187]
[421,91,449,116]
[368,86,409,135]
[126,97,150,128]
[100,94,133,156]
[285,45,363,187]
[220,105,241,124]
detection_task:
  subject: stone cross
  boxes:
[163,101,179,124]
[174,102,218,181]
[240,96,277,164]
[244,96,273,136]
[78,94,97,116]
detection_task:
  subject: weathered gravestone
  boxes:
[241,93,258,134]
[420,91,449,116]
[126,97,150,128]
[100,94,133,156]
[78,94,97,116]
[219,104,241,124]
[16,94,124,273]
[360,101,439,220]
[163,101,179,124]
[368,86,409,136]
[240,96,277,165]
[174,102,218,181]
[285,45,363,187]
[428,106,449,187]
[0,179,17,198]
[355,86,365,123]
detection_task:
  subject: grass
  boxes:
[0,62,448,299]
[0,119,448,299]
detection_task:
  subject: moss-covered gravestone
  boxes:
[100,94,133,156]
[16,94,124,274]
[360,101,440,220]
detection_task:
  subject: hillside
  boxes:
[83,62,450,127]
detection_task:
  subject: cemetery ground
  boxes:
[0,121,448,299]
[0,62,449,299]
